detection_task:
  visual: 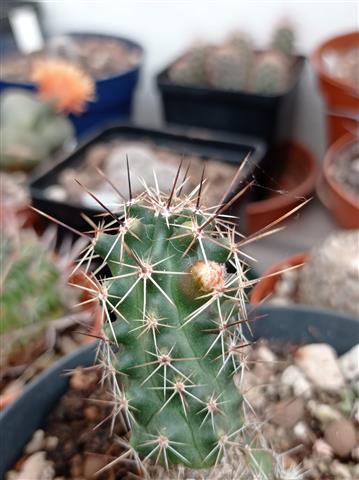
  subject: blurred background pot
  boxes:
[317,133,359,229]
[311,31,359,147]
[250,251,307,305]
[245,141,318,234]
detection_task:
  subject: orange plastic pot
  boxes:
[311,31,359,146]
[245,141,317,234]
[317,133,359,229]
[250,252,308,305]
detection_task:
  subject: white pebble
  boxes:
[295,344,345,391]
[339,344,359,382]
[281,365,312,398]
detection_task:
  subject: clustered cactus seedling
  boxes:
[0,230,63,334]
[68,164,301,479]
[0,59,94,171]
[169,24,295,95]
[0,227,84,335]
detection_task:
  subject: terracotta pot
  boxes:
[250,252,308,305]
[317,133,359,229]
[311,31,359,146]
[245,141,317,234]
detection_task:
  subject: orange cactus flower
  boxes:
[31,59,95,114]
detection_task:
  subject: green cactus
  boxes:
[271,25,295,57]
[73,170,279,477]
[0,89,74,171]
[252,51,290,95]
[0,229,66,334]
[207,46,252,91]
[169,45,209,86]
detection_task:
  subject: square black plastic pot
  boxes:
[157,55,305,147]
[30,124,266,235]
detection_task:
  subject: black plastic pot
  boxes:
[157,55,305,147]
[0,342,98,478]
[30,124,266,235]
[1,305,357,477]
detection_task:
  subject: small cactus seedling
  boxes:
[0,227,84,334]
[0,59,94,171]
[63,161,301,478]
[168,25,296,96]
[168,45,209,87]
[271,24,296,57]
[206,46,252,91]
[251,51,290,95]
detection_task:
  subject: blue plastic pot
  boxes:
[0,33,143,137]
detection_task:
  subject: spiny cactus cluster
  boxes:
[0,229,65,334]
[0,59,94,171]
[69,164,288,478]
[169,24,295,95]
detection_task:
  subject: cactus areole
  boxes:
[81,171,252,472]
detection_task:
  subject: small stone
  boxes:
[83,455,108,478]
[324,419,357,458]
[58,335,79,355]
[294,344,344,391]
[308,401,342,426]
[6,471,18,480]
[86,144,110,168]
[352,445,359,461]
[281,365,312,398]
[293,421,314,444]
[84,405,101,422]
[353,464,359,479]
[25,430,45,454]
[17,452,54,480]
[271,398,305,428]
[45,185,67,202]
[70,368,97,391]
[255,344,278,364]
[243,372,267,410]
[330,460,352,479]
[312,439,334,459]
[45,436,58,451]
[339,344,359,382]
[70,454,83,478]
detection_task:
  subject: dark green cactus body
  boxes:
[95,200,246,469]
